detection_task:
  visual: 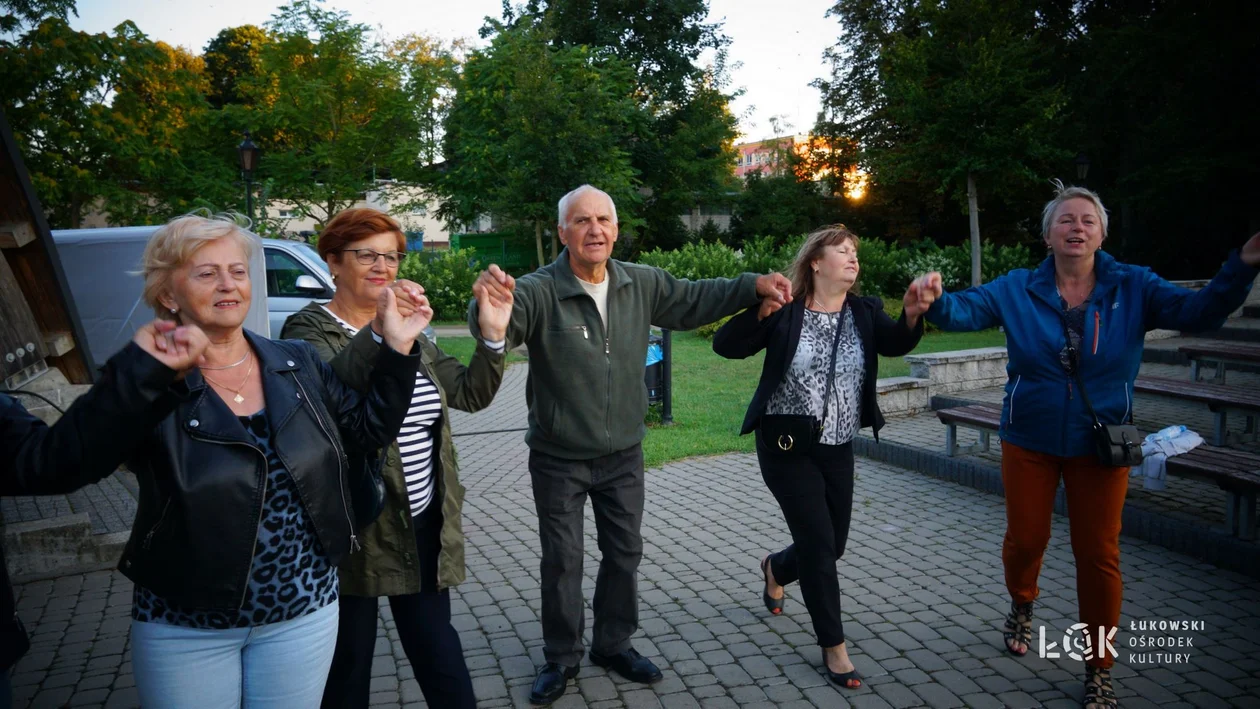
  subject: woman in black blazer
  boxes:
[713,224,936,689]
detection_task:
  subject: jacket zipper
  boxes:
[1093,311,1100,355]
[142,499,173,550]
[1008,375,1021,425]
[292,373,359,553]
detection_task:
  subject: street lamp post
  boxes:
[237,132,260,225]
[1074,151,1090,186]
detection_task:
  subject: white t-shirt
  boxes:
[578,275,610,332]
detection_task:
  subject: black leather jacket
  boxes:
[2,343,186,670]
[118,330,418,611]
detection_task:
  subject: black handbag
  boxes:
[1061,316,1144,467]
[759,309,845,455]
[347,447,387,531]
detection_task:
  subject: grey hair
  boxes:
[557,184,618,226]
[1041,179,1109,241]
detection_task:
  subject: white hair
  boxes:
[557,184,618,226]
[1041,179,1109,241]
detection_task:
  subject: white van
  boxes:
[50,227,434,373]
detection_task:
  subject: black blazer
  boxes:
[712,296,924,441]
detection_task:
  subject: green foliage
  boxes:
[739,235,794,276]
[242,1,448,229]
[637,241,742,281]
[435,22,640,266]
[636,235,1038,298]
[728,163,829,244]
[397,247,481,321]
[693,313,734,340]
[203,25,270,108]
[503,0,740,253]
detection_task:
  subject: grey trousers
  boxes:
[528,444,645,668]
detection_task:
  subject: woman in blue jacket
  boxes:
[912,184,1260,708]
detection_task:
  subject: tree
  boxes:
[237,0,436,229]
[729,160,828,244]
[435,23,639,266]
[0,10,163,227]
[819,0,1066,285]
[202,25,271,109]
[500,0,740,252]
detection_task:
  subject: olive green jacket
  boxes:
[469,249,759,460]
[281,302,505,594]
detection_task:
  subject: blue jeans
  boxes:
[131,602,338,708]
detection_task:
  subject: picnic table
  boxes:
[1178,341,1260,384]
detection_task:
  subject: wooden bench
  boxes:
[1133,375,1260,446]
[1163,446,1260,540]
[934,400,1260,539]
[1178,342,1260,384]
[935,402,1001,457]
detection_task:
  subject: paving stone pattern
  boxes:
[9,361,1260,708]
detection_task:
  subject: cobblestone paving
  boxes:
[12,433,1260,707]
[10,360,1260,708]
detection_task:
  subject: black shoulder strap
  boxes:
[820,305,846,430]
[1060,313,1102,428]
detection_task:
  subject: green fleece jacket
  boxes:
[281,302,505,594]
[469,249,759,460]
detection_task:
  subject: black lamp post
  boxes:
[237,132,260,224]
[1074,151,1090,185]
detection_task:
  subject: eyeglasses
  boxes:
[341,248,403,267]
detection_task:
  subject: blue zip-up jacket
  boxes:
[926,249,1258,457]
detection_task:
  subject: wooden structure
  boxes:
[1178,341,1260,384]
[0,110,92,388]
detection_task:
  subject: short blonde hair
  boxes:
[141,213,257,319]
[1041,180,1109,242]
[788,224,861,302]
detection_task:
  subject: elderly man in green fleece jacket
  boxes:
[469,184,792,705]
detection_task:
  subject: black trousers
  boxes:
[321,502,475,709]
[756,433,855,648]
[529,444,645,668]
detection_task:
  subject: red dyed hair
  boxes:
[316,208,407,262]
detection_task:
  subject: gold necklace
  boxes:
[201,352,255,404]
[199,350,250,371]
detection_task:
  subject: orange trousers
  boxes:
[1001,441,1129,668]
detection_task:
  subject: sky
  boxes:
[70,0,841,143]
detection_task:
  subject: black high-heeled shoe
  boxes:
[824,666,863,689]
[760,554,784,615]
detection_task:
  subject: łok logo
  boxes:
[1039,623,1118,662]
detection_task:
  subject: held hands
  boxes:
[374,283,432,354]
[903,272,944,326]
[757,297,783,321]
[754,272,793,305]
[1241,232,1260,268]
[475,274,515,343]
[132,319,210,377]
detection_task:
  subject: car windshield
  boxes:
[298,242,330,274]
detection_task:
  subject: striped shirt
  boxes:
[322,306,441,516]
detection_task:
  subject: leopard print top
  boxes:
[765,305,865,445]
[132,410,339,628]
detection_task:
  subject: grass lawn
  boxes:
[436,329,1005,469]
[431,337,528,365]
[640,328,1006,468]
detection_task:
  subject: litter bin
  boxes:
[645,332,664,404]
